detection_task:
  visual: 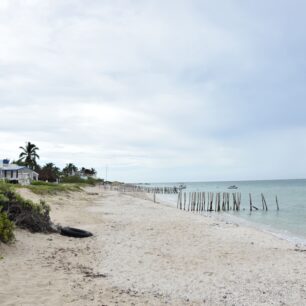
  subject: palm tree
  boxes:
[19,142,40,170]
[90,168,97,176]
[62,163,78,176]
[80,167,97,176]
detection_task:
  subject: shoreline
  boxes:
[1,187,306,305]
[155,192,306,247]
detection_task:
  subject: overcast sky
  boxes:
[1,0,306,182]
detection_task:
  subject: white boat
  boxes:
[228,185,238,189]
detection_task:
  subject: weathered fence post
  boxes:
[276,195,279,211]
[261,193,268,211]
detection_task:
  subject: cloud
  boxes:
[0,0,306,182]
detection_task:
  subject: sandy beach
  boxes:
[1,187,306,305]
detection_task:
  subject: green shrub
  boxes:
[26,183,81,195]
[0,210,14,243]
[61,175,102,185]
[0,193,9,205]
[0,183,54,235]
[31,181,55,186]
[61,176,88,184]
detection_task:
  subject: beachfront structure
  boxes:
[80,173,97,180]
[0,159,39,185]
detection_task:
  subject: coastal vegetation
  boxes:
[13,142,100,183]
[0,182,54,243]
[0,208,14,243]
[0,142,103,243]
[26,181,82,195]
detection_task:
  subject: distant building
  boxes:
[0,159,39,185]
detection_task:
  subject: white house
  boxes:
[0,159,39,185]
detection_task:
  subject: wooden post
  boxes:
[232,193,236,211]
[249,193,252,211]
[237,193,241,211]
[196,192,200,212]
[216,193,220,211]
[154,192,156,203]
[276,195,279,211]
[261,193,268,211]
[184,192,186,210]
[197,192,200,212]
[222,193,225,211]
[191,192,193,211]
[209,192,214,211]
[203,192,206,211]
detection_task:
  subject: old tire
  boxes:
[60,227,93,238]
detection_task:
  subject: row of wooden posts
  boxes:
[100,184,280,212]
[132,186,179,194]
[175,191,280,212]
[100,184,179,194]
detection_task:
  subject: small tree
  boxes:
[38,163,60,182]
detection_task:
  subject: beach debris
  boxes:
[86,192,99,196]
[294,248,306,253]
[84,272,107,278]
[60,226,93,238]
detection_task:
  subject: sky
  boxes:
[1,0,306,183]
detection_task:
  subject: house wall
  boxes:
[0,168,38,184]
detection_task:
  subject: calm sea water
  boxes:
[145,179,306,244]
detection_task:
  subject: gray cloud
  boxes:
[1,0,306,182]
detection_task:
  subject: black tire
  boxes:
[60,227,93,238]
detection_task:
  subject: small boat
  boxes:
[228,185,238,189]
[178,184,186,190]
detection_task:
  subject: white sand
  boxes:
[1,187,306,305]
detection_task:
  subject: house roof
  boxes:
[0,164,26,171]
[0,164,38,174]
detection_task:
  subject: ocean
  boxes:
[145,179,306,244]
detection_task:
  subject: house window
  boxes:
[4,170,7,178]
[11,171,13,178]
[16,171,18,178]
